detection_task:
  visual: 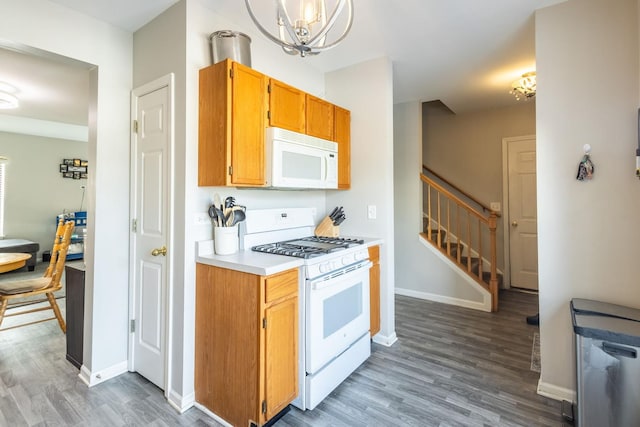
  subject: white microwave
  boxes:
[266,127,338,189]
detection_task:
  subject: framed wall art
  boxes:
[60,159,88,179]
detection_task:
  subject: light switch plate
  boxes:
[367,205,377,220]
[195,212,210,225]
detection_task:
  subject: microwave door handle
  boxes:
[322,154,327,181]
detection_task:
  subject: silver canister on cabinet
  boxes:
[209,30,252,67]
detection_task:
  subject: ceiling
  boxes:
[1,0,566,130]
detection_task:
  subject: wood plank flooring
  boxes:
[0,290,565,426]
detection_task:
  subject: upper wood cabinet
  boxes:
[305,94,335,141]
[198,59,267,187]
[334,106,351,189]
[198,59,351,189]
[268,79,305,133]
[195,264,299,426]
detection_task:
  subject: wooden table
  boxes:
[0,253,32,273]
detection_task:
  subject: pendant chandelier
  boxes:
[510,71,536,101]
[245,0,354,57]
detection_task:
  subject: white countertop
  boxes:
[196,236,383,276]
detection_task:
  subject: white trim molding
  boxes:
[168,390,195,413]
[537,379,576,403]
[78,361,128,387]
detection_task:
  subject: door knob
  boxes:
[151,246,167,256]
[511,220,518,227]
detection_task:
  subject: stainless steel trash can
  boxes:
[571,298,640,427]
[210,30,251,67]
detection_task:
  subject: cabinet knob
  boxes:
[151,246,167,256]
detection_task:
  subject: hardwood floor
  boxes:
[0,290,564,426]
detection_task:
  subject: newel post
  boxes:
[488,212,499,312]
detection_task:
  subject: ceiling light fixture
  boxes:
[245,0,353,57]
[0,91,19,109]
[510,71,536,101]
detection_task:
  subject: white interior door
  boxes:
[507,136,538,290]
[130,75,173,390]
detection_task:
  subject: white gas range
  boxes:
[239,208,373,411]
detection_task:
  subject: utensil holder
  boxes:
[214,225,239,255]
[314,216,339,238]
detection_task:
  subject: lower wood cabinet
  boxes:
[195,264,298,427]
[368,246,381,337]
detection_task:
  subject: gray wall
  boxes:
[422,101,536,273]
[0,132,88,257]
[536,0,640,401]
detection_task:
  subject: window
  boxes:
[0,159,6,238]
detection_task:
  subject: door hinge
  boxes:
[267,84,271,93]
[132,218,137,232]
[229,68,234,79]
[267,110,271,120]
[262,400,267,414]
[133,120,139,133]
[228,166,233,176]
[262,318,266,329]
[130,319,135,333]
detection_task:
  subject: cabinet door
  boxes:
[368,246,381,337]
[306,94,334,140]
[264,296,298,420]
[198,60,231,186]
[334,106,351,189]
[231,62,267,186]
[269,79,305,133]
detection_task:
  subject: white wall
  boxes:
[394,103,488,310]
[536,0,640,400]
[325,58,397,345]
[134,0,332,407]
[0,132,88,255]
[1,0,133,385]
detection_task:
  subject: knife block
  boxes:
[314,216,340,238]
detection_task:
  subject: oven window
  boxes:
[282,152,321,180]
[323,283,363,338]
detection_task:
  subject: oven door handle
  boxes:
[309,260,372,291]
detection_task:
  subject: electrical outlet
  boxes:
[490,202,501,212]
[194,212,210,225]
[367,205,377,220]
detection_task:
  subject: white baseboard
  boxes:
[537,379,576,403]
[395,287,491,312]
[78,360,128,387]
[167,389,195,413]
[372,331,397,347]
[194,402,233,427]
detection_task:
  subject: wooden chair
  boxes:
[0,219,75,332]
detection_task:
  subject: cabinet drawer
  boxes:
[265,269,298,304]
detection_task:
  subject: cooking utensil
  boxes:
[224,196,235,209]
[208,204,221,226]
[229,209,246,227]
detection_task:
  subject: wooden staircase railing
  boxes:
[420,172,500,311]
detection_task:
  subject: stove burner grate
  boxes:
[251,236,364,259]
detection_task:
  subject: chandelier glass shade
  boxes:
[0,91,18,109]
[510,71,536,101]
[245,0,353,57]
